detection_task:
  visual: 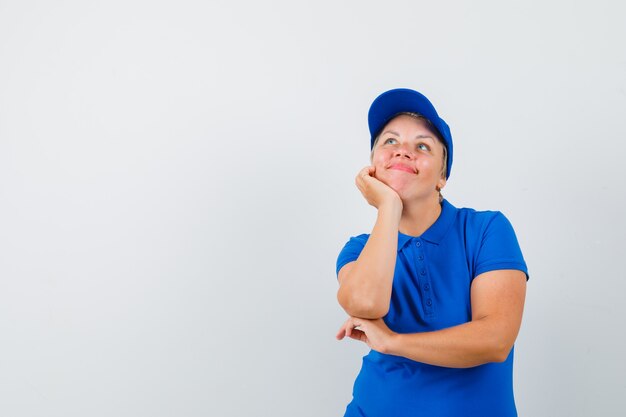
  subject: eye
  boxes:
[383,138,398,145]
[417,143,431,151]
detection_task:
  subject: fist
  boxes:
[355,166,402,211]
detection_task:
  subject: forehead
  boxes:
[382,114,437,136]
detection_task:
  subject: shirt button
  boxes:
[415,241,421,247]
[420,269,426,275]
[424,283,430,291]
[418,255,424,260]
[426,299,433,306]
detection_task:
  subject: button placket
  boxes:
[413,238,434,316]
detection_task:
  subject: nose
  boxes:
[394,144,414,159]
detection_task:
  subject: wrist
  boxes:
[382,331,403,355]
[379,199,403,217]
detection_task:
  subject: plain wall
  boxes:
[1,0,625,416]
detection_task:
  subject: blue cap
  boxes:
[368,88,453,179]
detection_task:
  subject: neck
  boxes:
[398,196,443,237]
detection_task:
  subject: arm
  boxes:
[337,166,402,319]
[337,201,402,318]
[337,269,527,368]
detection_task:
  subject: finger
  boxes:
[347,317,362,338]
[355,176,364,192]
[348,318,364,338]
[348,329,367,342]
[336,326,346,340]
[355,173,366,188]
[357,166,373,180]
[350,317,363,327]
[336,318,352,340]
[356,166,379,192]
[345,322,352,338]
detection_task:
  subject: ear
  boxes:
[437,177,447,191]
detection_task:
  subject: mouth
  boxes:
[388,164,417,174]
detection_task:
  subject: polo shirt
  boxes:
[336,199,528,417]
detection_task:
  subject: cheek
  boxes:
[371,152,387,168]
[416,156,439,173]
[370,155,391,182]
[373,165,387,182]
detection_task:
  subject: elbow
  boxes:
[352,303,390,320]
[487,339,514,363]
[337,290,389,319]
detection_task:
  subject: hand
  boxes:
[355,166,402,211]
[336,316,397,354]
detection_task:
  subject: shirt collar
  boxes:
[397,199,458,251]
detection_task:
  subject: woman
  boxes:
[335,88,528,417]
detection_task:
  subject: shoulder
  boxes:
[346,233,370,244]
[448,203,528,279]
[453,204,515,236]
[336,233,370,276]
[447,202,524,254]
[338,233,371,254]
[344,233,370,249]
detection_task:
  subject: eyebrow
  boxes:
[381,130,436,142]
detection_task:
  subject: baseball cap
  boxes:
[368,88,453,179]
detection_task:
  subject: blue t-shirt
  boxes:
[336,199,528,417]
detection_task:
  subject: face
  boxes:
[371,114,447,203]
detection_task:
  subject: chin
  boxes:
[385,181,413,198]
[376,174,419,198]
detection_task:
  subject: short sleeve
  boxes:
[336,234,370,277]
[474,212,529,280]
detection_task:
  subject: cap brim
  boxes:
[368,88,440,140]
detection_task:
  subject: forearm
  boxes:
[337,202,402,318]
[386,318,512,368]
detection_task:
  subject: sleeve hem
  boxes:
[474,262,529,281]
[336,258,358,278]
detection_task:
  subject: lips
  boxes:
[388,163,416,174]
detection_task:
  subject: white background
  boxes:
[1,1,625,416]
